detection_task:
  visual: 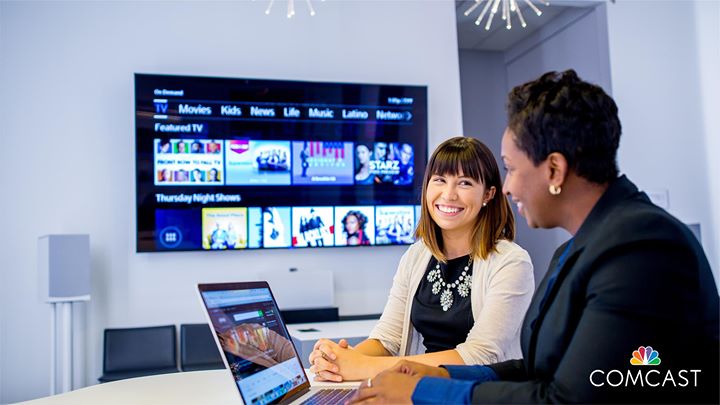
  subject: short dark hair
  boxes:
[415,136,514,261]
[506,69,621,184]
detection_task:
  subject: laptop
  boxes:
[197,281,357,405]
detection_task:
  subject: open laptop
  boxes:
[197,281,357,405]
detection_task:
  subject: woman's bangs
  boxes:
[430,146,483,182]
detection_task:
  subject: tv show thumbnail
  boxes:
[201,207,248,250]
[361,142,414,185]
[225,140,291,186]
[247,208,262,249]
[154,139,224,185]
[247,207,292,249]
[353,143,374,185]
[334,206,375,246]
[291,207,334,247]
[388,143,414,185]
[158,139,202,154]
[205,141,222,154]
[291,141,354,185]
[154,209,202,250]
[375,205,415,245]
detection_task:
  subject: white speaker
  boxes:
[38,234,91,303]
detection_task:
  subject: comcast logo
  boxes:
[630,346,661,366]
[590,345,701,388]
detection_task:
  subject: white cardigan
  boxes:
[368,239,534,365]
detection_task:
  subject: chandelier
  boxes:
[464,0,549,31]
[261,0,323,18]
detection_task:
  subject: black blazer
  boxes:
[473,176,719,403]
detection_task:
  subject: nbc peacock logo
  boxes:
[630,346,661,366]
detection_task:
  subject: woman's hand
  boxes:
[308,338,345,381]
[346,368,422,404]
[309,338,377,381]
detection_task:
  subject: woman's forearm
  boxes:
[353,338,392,356]
[402,348,465,366]
[362,349,466,378]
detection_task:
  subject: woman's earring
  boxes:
[549,185,562,195]
[482,202,487,207]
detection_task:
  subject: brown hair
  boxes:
[415,137,515,262]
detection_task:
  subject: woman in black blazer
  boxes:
[348,70,719,404]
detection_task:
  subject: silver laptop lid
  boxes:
[197,281,311,405]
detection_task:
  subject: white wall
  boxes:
[606,0,719,281]
[0,1,463,402]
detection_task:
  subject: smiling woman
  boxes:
[307,136,535,382]
[417,137,515,262]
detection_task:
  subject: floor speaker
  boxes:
[38,234,91,302]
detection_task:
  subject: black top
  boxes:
[410,255,474,353]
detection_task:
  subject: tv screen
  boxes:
[135,74,428,252]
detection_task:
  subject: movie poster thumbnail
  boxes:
[363,142,414,185]
[247,207,292,249]
[353,143,374,185]
[225,140,291,186]
[375,205,415,245]
[334,206,375,246]
[388,143,414,185]
[201,207,248,250]
[247,208,262,249]
[154,209,202,250]
[154,139,224,186]
[291,207,334,247]
[291,141,354,185]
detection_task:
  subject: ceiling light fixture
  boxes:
[464,0,549,31]
[260,0,323,19]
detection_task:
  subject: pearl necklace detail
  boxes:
[426,257,472,311]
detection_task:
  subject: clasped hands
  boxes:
[308,339,451,404]
[308,338,366,382]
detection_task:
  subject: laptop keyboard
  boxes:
[300,389,356,405]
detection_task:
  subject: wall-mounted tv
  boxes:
[135,74,428,252]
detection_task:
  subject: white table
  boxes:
[17,369,359,405]
[286,320,378,368]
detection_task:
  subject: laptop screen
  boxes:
[199,282,310,405]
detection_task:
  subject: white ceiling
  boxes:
[456,0,606,51]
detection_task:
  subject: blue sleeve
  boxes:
[410,366,499,404]
[411,377,476,405]
[443,365,499,382]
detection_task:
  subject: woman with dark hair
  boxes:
[342,210,371,246]
[157,168,171,182]
[309,137,534,382]
[348,70,719,404]
[354,143,373,184]
[208,168,220,182]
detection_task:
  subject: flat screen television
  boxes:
[135,74,428,252]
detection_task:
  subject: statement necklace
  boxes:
[426,256,472,311]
